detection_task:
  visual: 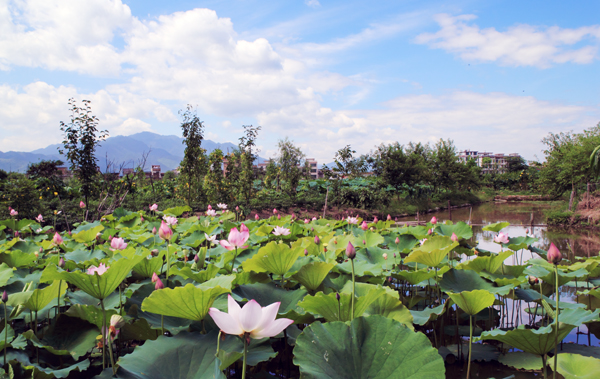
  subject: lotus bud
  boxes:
[277,214,281,220]
[151,272,159,283]
[58,257,65,268]
[393,253,397,258]
[323,247,327,252]
[363,240,366,245]
[1,291,7,303]
[361,221,368,231]
[291,213,296,220]
[255,214,260,220]
[430,216,437,224]
[151,249,158,256]
[427,229,433,235]
[236,206,239,211]
[53,232,63,245]
[336,293,340,301]
[79,201,86,209]
[240,223,249,233]
[387,214,392,221]
[314,236,320,245]
[547,243,561,265]
[207,204,212,210]
[373,216,378,223]
[158,221,173,241]
[451,233,458,243]
[108,235,113,241]
[155,277,164,290]
[14,231,18,238]
[304,249,308,256]
[219,220,223,224]
[140,216,144,222]
[395,236,400,244]
[273,208,278,214]
[152,227,157,235]
[528,276,539,286]
[345,242,356,260]
[110,314,126,329]
[383,253,388,260]
[312,217,317,221]
[525,228,530,234]
[311,227,314,232]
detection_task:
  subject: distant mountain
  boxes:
[0,132,255,173]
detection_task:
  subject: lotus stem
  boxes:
[101,299,116,375]
[553,266,559,379]
[467,314,473,379]
[351,259,356,321]
[230,247,238,274]
[242,336,248,379]
[3,304,7,366]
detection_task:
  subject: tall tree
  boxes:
[275,138,305,198]
[238,125,261,205]
[331,145,367,179]
[179,105,208,208]
[59,98,108,207]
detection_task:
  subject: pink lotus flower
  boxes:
[277,214,281,220]
[430,216,437,225]
[207,204,212,210]
[220,226,249,251]
[312,217,317,221]
[304,219,309,224]
[346,242,356,259]
[217,203,227,210]
[240,223,249,233]
[151,272,159,283]
[163,215,177,226]
[547,242,562,265]
[149,204,158,211]
[346,216,359,225]
[155,277,164,290]
[36,214,44,223]
[387,214,392,221]
[361,221,368,231]
[10,209,18,217]
[209,295,293,339]
[53,232,63,246]
[87,263,109,276]
[79,201,86,209]
[255,214,260,220]
[110,237,128,250]
[206,209,217,217]
[451,233,458,243]
[273,209,278,214]
[395,237,400,244]
[494,232,509,244]
[373,216,378,223]
[427,229,433,235]
[205,233,217,245]
[272,226,290,236]
[158,221,173,241]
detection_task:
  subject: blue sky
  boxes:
[1,0,599,163]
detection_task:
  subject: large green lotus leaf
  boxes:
[444,343,499,361]
[171,265,219,284]
[557,308,600,326]
[459,250,514,274]
[384,234,418,254]
[299,287,386,322]
[232,283,309,322]
[141,283,229,321]
[362,231,385,248]
[399,225,430,239]
[410,304,446,326]
[113,330,272,379]
[132,252,167,278]
[498,351,543,370]
[404,237,458,267]
[241,241,302,277]
[180,231,206,248]
[64,304,117,329]
[197,275,235,291]
[71,225,104,244]
[554,353,600,379]
[475,323,574,355]
[0,250,36,268]
[439,269,513,295]
[10,240,39,254]
[0,324,15,351]
[216,334,277,370]
[63,248,106,263]
[6,351,90,379]
[293,315,445,379]
[0,263,14,286]
[552,344,600,359]
[506,235,538,251]
[340,282,399,299]
[22,314,98,359]
[364,293,414,330]
[120,318,161,341]
[482,222,510,233]
[393,269,437,285]
[292,262,335,291]
[524,265,586,288]
[434,222,473,239]
[337,246,391,276]
[40,254,145,300]
[448,290,495,316]
[162,205,191,217]
[24,280,66,312]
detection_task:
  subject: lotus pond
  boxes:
[1,204,600,379]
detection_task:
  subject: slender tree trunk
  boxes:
[568,184,576,211]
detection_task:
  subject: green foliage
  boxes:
[179,105,208,208]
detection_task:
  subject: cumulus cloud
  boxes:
[415,14,600,67]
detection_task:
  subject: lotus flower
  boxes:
[10,209,17,217]
[1,291,7,303]
[58,258,65,268]
[494,232,509,244]
[79,201,86,208]
[395,237,400,244]
[240,223,249,233]
[36,214,44,223]
[272,226,290,236]
[420,238,427,245]
[205,233,217,245]
[206,209,217,217]
[163,215,177,226]
[158,221,173,241]
[346,216,359,225]
[217,203,227,210]
[314,235,320,245]
[255,214,260,220]
[53,232,63,246]
[304,219,309,224]
[427,228,433,235]
[87,263,109,276]
[151,272,159,283]
[105,314,125,341]
[451,233,458,242]
[152,227,157,235]
[547,242,561,264]
[312,217,317,221]
[209,295,293,339]
[155,277,164,290]
[387,214,392,221]
[149,204,158,211]
[273,208,278,214]
[373,216,378,223]
[360,221,368,231]
[346,242,356,259]
[220,226,249,251]
[382,253,388,260]
[430,216,437,224]
[110,237,127,250]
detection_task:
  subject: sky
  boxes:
[1,0,599,164]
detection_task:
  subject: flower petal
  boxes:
[209,308,243,335]
[251,318,294,339]
[239,300,263,332]
[253,302,280,334]
[227,295,242,321]
[220,240,235,251]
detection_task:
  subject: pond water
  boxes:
[399,202,600,378]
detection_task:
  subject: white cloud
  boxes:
[305,0,321,8]
[415,14,600,68]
